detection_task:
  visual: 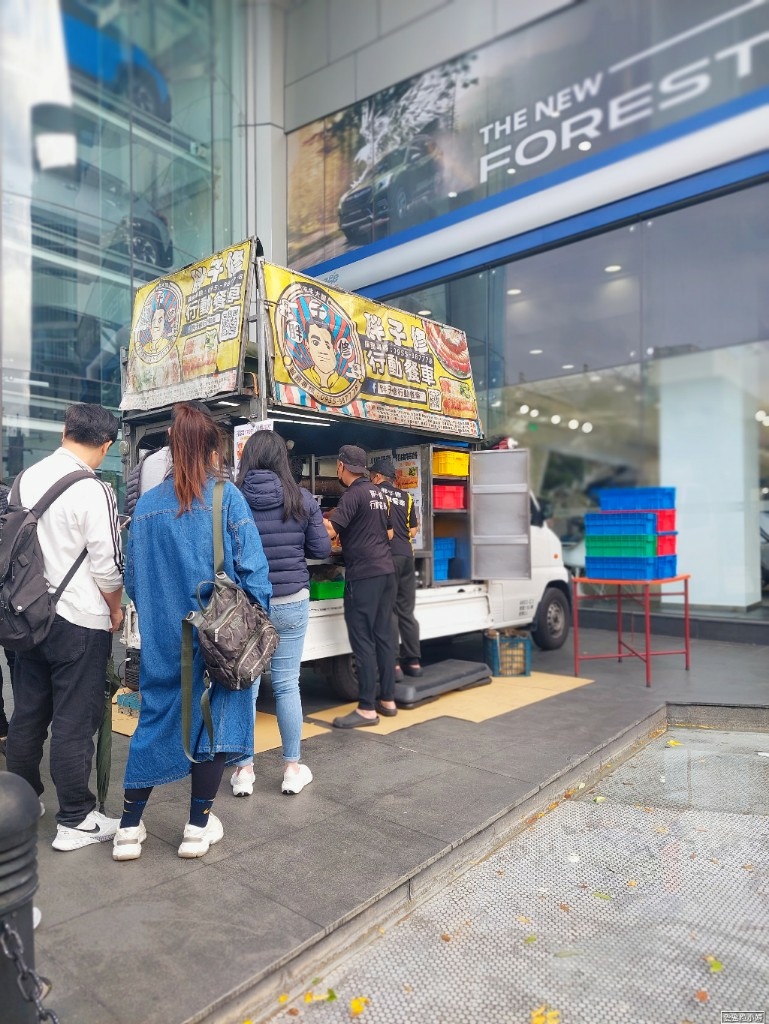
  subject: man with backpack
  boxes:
[3,404,125,851]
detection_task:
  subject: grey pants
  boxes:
[392,554,421,662]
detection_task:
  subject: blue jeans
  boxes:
[237,594,309,766]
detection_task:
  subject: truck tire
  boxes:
[531,587,570,651]
[329,653,359,701]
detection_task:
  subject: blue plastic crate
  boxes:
[597,487,676,510]
[434,558,450,581]
[585,555,678,580]
[584,512,659,536]
[434,538,456,559]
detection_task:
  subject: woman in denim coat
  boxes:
[229,431,330,798]
[113,404,271,861]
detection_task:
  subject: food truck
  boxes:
[120,239,571,700]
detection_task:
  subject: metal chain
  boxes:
[0,919,60,1023]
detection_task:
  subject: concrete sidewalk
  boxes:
[4,629,769,1024]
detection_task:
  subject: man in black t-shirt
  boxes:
[370,456,422,680]
[325,445,398,727]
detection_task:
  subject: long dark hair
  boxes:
[169,403,224,514]
[236,431,306,522]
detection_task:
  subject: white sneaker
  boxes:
[32,907,42,930]
[51,810,120,851]
[39,800,45,818]
[178,813,224,858]
[281,763,313,795]
[113,821,148,861]
[230,765,255,797]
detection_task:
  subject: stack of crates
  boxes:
[434,537,456,581]
[585,487,677,580]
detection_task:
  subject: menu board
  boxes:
[261,261,482,438]
[121,240,253,411]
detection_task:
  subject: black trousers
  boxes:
[343,573,397,710]
[392,554,421,662]
[6,616,111,826]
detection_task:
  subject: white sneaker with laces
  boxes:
[178,813,224,858]
[113,821,148,861]
[281,763,313,795]
[51,810,120,851]
[230,765,255,797]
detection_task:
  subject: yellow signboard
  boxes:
[121,240,253,411]
[261,262,482,438]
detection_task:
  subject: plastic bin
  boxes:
[584,512,658,536]
[433,484,467,510]
[597,487,676,510]
[432,451,470,477]
[433,538,457,559]
[482,629,531,677]
[309,579,345,600]
[584,555,678,580]
[585,533,677,557]
[434,558,450,581]
[597,509,676,532]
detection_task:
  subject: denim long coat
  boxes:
[123,477,272,787]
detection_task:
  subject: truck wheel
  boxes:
[531,587,570,650]
[329,654,359,701]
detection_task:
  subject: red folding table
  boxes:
[572,574,691,686]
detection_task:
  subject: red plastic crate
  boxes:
[656,532,677,555]
[433,483,466,510]
[599,508,676,532]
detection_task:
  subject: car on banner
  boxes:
[338,135,442,243]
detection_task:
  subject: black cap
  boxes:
[338,444,368,475]
[370,456,396,480]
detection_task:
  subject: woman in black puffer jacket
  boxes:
[229,432,331,796]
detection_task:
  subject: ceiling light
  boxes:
[582,422,593,433]
[578,141,592,151]
[530,408,539,418]
[614,384,626,393]
[550,414,561,425]
[604,265,622,273]
[447,191,458,198]
[568,419,579,430]
[561,364,574,370]
[507,167,516,175]
[646,347,655,356]
[417,309,432,316]
[529,348,543,355]
[519,404,530,414]
[755,410,767,422]
[507,288,522,296]
[589,374,601,382]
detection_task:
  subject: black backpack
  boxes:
[0,470,92,651]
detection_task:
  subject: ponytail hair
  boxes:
[168,402,224,513]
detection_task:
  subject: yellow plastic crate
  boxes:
[432,451,469,477]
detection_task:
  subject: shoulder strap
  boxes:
[30,470,94,518]
[212,480,225,575]
[181,614,214,763]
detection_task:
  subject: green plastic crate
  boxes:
[585,534,657,557]
[309,579,345,600]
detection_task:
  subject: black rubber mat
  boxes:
[395,659,492,707]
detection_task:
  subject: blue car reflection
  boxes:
[61,0,172,122]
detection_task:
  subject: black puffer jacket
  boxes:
[239,470,331,597]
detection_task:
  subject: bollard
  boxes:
[0,772,54,1023]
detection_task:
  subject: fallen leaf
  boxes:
[710,858,720,865]
[287,1011,300,1018]
[627,880,637,887]
[593,796,607,803]
[403,984,413,994]
[327,990,338,1002]
[303,993,314,1004]
[516,915,532,925]
[559,903,570,913]
[524,934,537,944]
[278,995,289,1004]
[547,801,560,811]
[311,978,321,985]
[578,883,589,890]
[350,996,370,1017]
[440,933,452,942]
[655,826,670,834]
[592,891,612,900]
[666,739,682,747]
[704,955,724,973]
[563,788,576,799]
[553,949,584,957]
[530,1004,561,1024]
[694,990,709,1003]
[742,864,754,871]
[643,806,654,813]
[577,782,586,790]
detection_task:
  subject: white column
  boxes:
[657,347,761,609]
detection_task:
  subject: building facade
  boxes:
[1,0,768,612]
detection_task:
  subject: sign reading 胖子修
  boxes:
[121,241,253,411]
[260,261,482,438]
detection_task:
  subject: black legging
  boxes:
[125,752,228,806]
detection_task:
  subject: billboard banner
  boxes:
[260,261,482,438]
[287,0,769,270]
[121,240,253,411]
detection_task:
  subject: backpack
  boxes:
[0,470,92,652]
[181,481,278,761]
